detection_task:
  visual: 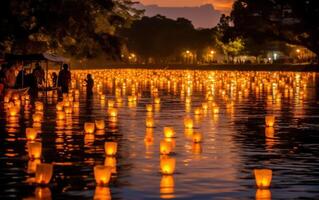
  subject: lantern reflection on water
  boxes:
[108,108,118,117]
[146,104,153,112]
[184,117,193,129]
[265,115,275,127]
[94,186,111,200]
[104,142,117,156]
[146,117,155,128]
[104,156,117,173]
[254,169,272,189]
[256,189,271,200]
[35,163,53,185]
[35,187,52,200]
[94,165,112,186]
[84,122,95,134]
[33,113,42,123]
[27,158,41,174]
[160,157,176,175]
[160,175,175,199]
[26,128,38,141]
[28,142,42,159]
[192,132,203,143]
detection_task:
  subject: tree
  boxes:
[0,0,141,58]
[231,0,319,57]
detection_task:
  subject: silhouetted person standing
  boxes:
[58,64,71,94]
[85,74,94,96]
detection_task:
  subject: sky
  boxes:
[138,0,234,13]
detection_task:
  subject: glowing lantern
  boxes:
[100,95,106,100]
[184,117,193,129]
[146,104,153,112]
[64,106,72,114]
[4,96,10,103]
[56,111,66,120]
[26,128,38,141]
[73,102,80,108]
[33,113,42,123]
[28,142,42,159]
[192,132,203,143]
[35,102,44,112]
[35,163,53,185]
[95,120,105,130]
[160,157,176,175]
[192,143,202,154]
[202,102,208,111]
[9,106,19,117]
[146,117,155,128]
[84,122,95,134]
[94,186,111,200]
[108,108,118,117]
[256,189,271,200]
[212,107,219,114]
[194,107,202,115]
[108,100,115,107]
[56,103,63,111]
[265,115,275,127]
[104,142,117,156]
[27,158,41,174]
[94,165,112,186]
[154,97,161,104]
[163,127,175,138]
[254,169,272,189]
[160,140,172,155]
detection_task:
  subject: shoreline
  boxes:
[74,63,319,72]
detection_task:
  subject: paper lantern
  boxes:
[56,103,64,111]
[265,115,275,127]
[192,132,203,143]
[194,107,202,115]
[56,111,66,120]
[256,189,271,200]
[108,108,118,117]
[254,169,272,189]
[145,117,155,128]
[28,142,42,159]
[192,143,202,154]
[35,101,44,112]
[184,117,193,129]
[84,122,95,134]
[160,140,172,155]
[146,104,153,112]
[163,127,175,138]
[95,120,105,130]
[64,106,72,114]
[265,127,274,138]
[73,102,80,108]
[160,157,176,175]
[9,106,19,117]
[33,113,42,123]
[202,102,208,111]
[94,165,112,186]
[104,142,117,156]
[212,107,219,114]
[35,163,53,185]
[27,158,41,174]
[108,100,115,107]
[100,95,106,100]
[26,128,38,141]
[154,97,161,104]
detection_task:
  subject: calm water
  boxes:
[1,70,319,200]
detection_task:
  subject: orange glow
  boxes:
[184,117,193,129]
[163,127,175,138]
[146,117,155,128]
[95,120,105,130]
[105,142,118,156]
[108,108,118,117]
[254,169,272,189]
[28,142,42,159]
[84,122,95,134]
[160,156,176,175]
[160,140,173,155]
[192,132,203,143]
[26,128,38,141]
[256,189,271,200]
[265,115,275,127]
[94,165,112,186]
[35,163,53,185]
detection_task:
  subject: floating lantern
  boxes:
[192,143,202,154]
[4,96,10,103]
[9,106,19,117]
[26,128,38,141]
[146,104,153,112]
[33,113,42,123]
[28,142,42,159]
[154,97,161,104]
[84,122,95,134]
[95,120,105,130]
[35,102,44,112]
[163,127,175,138]
[104,142,117,156]
[94,165,112,186]
[145,117,155,128]
[254,169,272,189]
[107,108,118,117]
[35,163,53,185]
[108,100,115,107]
[64,106,72,114]
[160,157,176,175]
[265,115,275,127]
[212,107,219,114]
[56,111,66,120]
[184,117,193,129]
[194,107,202,115]
[56,103,64,111]
[192,132,203,143]
[73,102,80,108]
[265,127,275,138]
[256,189,271,200]
[100,95,106,100]
[160,140,172,155]
[202,102,208,111]
[27,158,41,174]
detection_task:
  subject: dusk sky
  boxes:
[138,0,234,12]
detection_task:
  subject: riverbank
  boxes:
[74,63,319,72]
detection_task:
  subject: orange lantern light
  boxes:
[192,132,203,143]
[146,104,153,112]
[94,186,111,200]
[160,157,176,175]
[28,142,42,159]
[146,117,155,128]
[95,120,105,130]
[184,117,193,129]
[104,156,117,173]
[163,127,175,138]
[9,106,19,117]
[84,122,95,134]
[108,100,115,107]
[35,101,44,112]
[56,111,66,120]
[265,115,275,127]
[154,97,161,104]
[160,175,175,199]
[94,165,112,186]
[26,128,38,141]
[35,163,53,185]
[160,140,172,155]
[108,108,118,117]
[104,142,117,156]
[256,189,271,200]
[254,169,272,189]
[33,113,42,123]
[56,103,64,111]
[27,158,41,174]
[35,187,52,200]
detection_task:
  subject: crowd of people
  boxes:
[0,62,72,98]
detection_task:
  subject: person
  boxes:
[5,63,17,88]
[15,67,27,88]
[85,74,94,96]
[51,72,57,87]
[58,64,71,94]
[33,63,45,86]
